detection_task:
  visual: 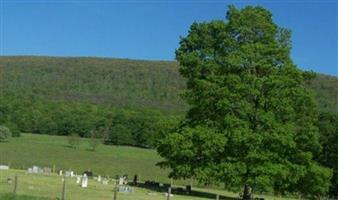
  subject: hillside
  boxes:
[0,56,186,112]
[1,56,336,113]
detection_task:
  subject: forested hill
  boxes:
[0,56,337,113]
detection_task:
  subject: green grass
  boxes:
[0,134,297,200]
[0,194,48,200]
[0,133,171,183]
[0,169,295,200]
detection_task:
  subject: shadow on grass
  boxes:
[129,182,238,200]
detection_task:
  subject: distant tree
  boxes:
[68,133,81,149]
[157,5,332,196]
[88,128,102,151]
[0,125,11,142]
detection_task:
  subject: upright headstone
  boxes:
[97,175,102,182]
[32,166,39,173]
[81,174,88,188]
[59,170,63,176]
[0,165,9,170]
[118,177,124,185]
[65,171,74,177]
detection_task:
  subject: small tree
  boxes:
[4,122,21,137]
[68,133,80,149]
[88,128,102,151]
[0,125,11,142]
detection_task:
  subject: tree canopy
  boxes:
[157,5,332,196]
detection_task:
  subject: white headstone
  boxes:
[81,174,88,188]
[102,179,109,185]
[59,170,63,176]
[32,166,40,173]
[0,165,9,170]
[118,177,124,185]
[97,175,102,182]
[65,171,74,177]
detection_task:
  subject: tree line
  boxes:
[0,94,180,148]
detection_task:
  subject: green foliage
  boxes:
[0,95,180,148]
[317,112,338,196]
[3,122,21,137]
[0,56,186,112]
[88,128,103,151]
[0,125,11,142]
[158,5,332,196]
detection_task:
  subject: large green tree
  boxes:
[157,5,332,196]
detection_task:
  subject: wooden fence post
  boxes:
[113,179,118,200]
[13,174,18,195]
[61,177,66,200]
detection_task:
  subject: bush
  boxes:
[3,122,21,137]
[0,125,11,142]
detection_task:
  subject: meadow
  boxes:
[0,133,171,183]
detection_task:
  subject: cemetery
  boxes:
[0,168,289,200]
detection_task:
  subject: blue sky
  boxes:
[0,0,337,76]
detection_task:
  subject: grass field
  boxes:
[0,133,172,183]
[0,169,295,200]
[0,134,297,200]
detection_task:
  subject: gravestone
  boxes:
[0,165,9,170]
[81,174,88,188]
[65,171,74,177]
[59,170,63,176]
[27,168,33,173]
[102,179,109,185]
[118,177,124,185]
[117,185,133,193]
[97,175,102,182]
[32,166,41,173]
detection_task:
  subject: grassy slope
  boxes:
[0,56,337,113]
[0,135,296,200]
[0,134,170,183]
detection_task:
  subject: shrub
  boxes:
[0,125,11,142]
[3,122,21,137]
